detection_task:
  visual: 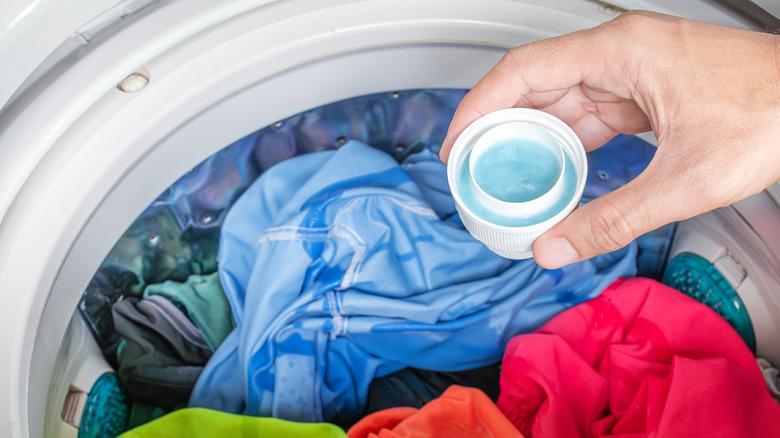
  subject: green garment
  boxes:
[118,408,346,438]
[127,401,166,430]
[144,273,234,350]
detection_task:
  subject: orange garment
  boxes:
[348,385,523,438]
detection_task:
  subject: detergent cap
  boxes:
[447,108,587,259]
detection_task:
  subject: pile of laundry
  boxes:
[78,90,780,438]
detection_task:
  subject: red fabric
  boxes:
[497,278,780,438]
[348,385,523,438]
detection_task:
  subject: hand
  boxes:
[440,11,780,269]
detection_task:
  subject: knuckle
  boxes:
[611,11,653,32]
[586,201,636,254]
[503,46,530,68]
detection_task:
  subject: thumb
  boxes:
[532,171,670,269]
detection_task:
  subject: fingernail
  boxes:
[439,147,449,162]
[439,139,452,162]
[535,237,578,269]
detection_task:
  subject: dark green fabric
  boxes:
[112,298,212,408]
[143,273,233,350]
[108,208,219,294]
[127,401,167,431]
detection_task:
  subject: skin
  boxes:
[439,11,780,269]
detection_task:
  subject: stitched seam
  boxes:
[330,225,366,289]
[256,203,368,338]
[325,291,342,340]
[258,226,366,276]
[258,232,327,244]
[338,291,349,337]
[386,197,438,219]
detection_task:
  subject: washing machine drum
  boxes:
[0,1,779,437]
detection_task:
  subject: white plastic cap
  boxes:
[447,108,587,259]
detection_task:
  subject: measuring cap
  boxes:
[447,108,587,259]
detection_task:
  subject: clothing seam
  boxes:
[385,197,438,219]
[256,202,367,339]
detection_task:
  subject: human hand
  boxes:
[440,11,780,269]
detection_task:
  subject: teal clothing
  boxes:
[127,402,166,431]
[77,373,130,438]
[144,273,234,350]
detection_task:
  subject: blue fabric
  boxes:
[189,141,637,422]
[79,90,671,364]
[79,90,466,361]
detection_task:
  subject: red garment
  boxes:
[498,278,780,438]
[348,385,523,438]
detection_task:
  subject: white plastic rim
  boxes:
[447,108,587,259]
[469,121,566,216]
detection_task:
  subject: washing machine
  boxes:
[1,1,779,437]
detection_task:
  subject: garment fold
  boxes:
[497,278,780,437]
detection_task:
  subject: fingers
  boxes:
[440,26,619,162]
[532,170,672,269]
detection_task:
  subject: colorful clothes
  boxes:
[79,90,671,366]
[497,278,780,437]
[189,141,637,422]
[144,273,233,350]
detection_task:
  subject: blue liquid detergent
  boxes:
[472,140,562,202]
[457,145,578,226]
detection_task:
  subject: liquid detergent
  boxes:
[456,150,577,227]
[447,108,587,259]
[471,139,562,203]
